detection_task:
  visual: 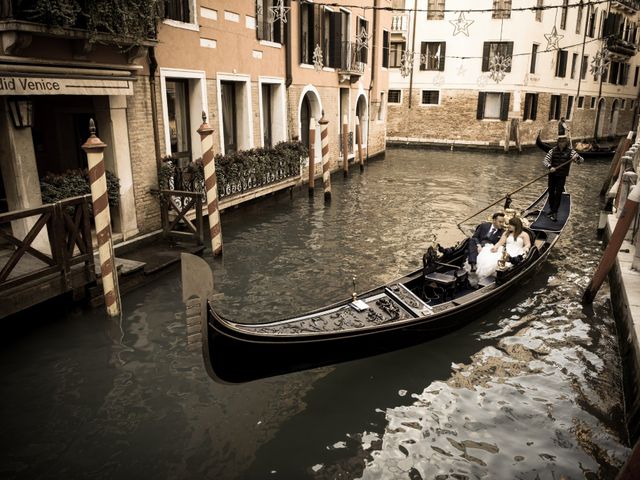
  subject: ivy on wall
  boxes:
[15,0,163,47]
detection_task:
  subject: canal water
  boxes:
[0,147,630,479]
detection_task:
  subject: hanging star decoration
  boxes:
[449,11,474,37]
[476,73,488,88]
[433,72,445,86]
[544,25,563,51]
[268,0,290,24]
[489,54,511,83]
[590,48,611,78]
[400,50,414,78]
[456,60,467,77]
[356,26,371,52]
[313,43,324,71]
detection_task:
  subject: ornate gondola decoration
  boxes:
[186,188,572,384]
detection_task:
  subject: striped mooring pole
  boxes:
[319,111,331,202]
[197,112,223,256]
[82,119,120,317]
[308,118,315,196]
[356,120,365,172]
[342,114,349,177]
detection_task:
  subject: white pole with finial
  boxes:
[82,119,120,317]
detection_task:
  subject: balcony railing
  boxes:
[338,41,365,78]
[612,0,640,13]
[606,36,637,57]
[391,15,408,32]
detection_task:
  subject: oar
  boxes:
[456,157,575,231]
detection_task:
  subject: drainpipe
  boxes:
[366,0,378,160]
[407,0,417,109]
[285,0,293,139]
[595,0,612,140]
[573,3,590,128]
[148,46,162,172]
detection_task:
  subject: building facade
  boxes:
[387,0,640,148]
[0,0,391,247]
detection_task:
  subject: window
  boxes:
[261,84,273,148]
[382,30,390,68]
[421,90,440,105]
[555,49,568,77]
[523,93,538,121]
[299,2,316,64]
[378,92,385,120]
[621,99,626,110]
[581,55,588,79]
[477,92,510,120]
[586,8,596,37]
[530,44,538,74]
[590,96,596,109]
[535,0,543,22]
[570,53,578,79]
[389,42,405,68]
[566,95,574,119]
[577,96,585,108]
[549,94,562,120]
[300,3,347,68]
[427,0,445,20]
[165,80,191,159]
[492,0,511,20]
[165,0,192,23]
[388,90,402,103]
[420,42,446,71]
[634,66,639,87]
[576,0,584,34]
[560,0,568,29]
[356,17,369,64]
[256,0,283,43]
[220,81,238,153]
[482,42,513,72]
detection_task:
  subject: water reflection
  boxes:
[0,147,629,480]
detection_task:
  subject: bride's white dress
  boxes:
[475,235,525,278]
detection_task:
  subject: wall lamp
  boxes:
[7,97,33,128]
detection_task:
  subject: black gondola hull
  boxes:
[536,132,615,159]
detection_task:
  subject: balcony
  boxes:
[606,36,637,58]
[338,41,365,83]
[611,0,639,13]
[391,15,408,32]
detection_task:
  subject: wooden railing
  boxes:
[155,189,204,245]
[0,195,95,292]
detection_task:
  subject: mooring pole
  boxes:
[356,120,365,172]
[82,119,120,318]
[342,114,349,177]
[197,112,223,256]
[308,118,316,196]
[319,111,331,202]
[583,184,640,304]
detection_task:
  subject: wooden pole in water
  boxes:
[600,132,633,199]
[342,114,349,177]
[197,112,223,256]
[320,111,331,202]
[356,120,365,172]
[308,118,315,196]
[582,184,640,304]
[82,119,120,318]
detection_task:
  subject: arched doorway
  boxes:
[298,87,322,164]
[595,97,606,140]
[610,99,620,137]
[355,94,368,148]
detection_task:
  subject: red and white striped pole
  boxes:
[308,118,315,196]
[82,119,120,317]
[319,111,331,202]
[342,114,349,177]
[356,119,365,172]
[197,112,223,256]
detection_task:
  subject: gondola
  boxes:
[536,132,616,159]
[203,191,571,384]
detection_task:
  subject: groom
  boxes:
[467,212,505,272]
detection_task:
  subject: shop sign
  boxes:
[0,76,133,95]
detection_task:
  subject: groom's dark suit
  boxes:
[468,222,504,267]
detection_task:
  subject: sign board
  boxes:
[0,76,134,96]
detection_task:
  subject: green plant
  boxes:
[40,169,120,208]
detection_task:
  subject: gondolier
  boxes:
[543,135,583,222]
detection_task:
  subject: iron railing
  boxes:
[339,41,365,74]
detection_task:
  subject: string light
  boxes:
[450,11,474,37]
[312,44,324,71]
[400,50,414,78]
[590,47,611,78]
[268,0,290,24]
[489,54,512,83]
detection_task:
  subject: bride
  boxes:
[475,216,531,278]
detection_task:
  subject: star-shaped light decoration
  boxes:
[356,26,371,52]
[313,43,324,71]
[400,50,414,78]
[456,60,467,77]
[433,72,445,86]
[544,25,563,51]
[590,48,611,78]
[449,11,474,37]
[268,0,290,24]
[489,54,512,83]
